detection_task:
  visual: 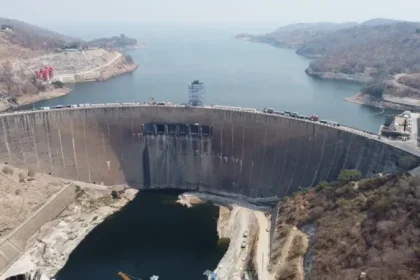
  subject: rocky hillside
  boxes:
[0,17,73,51]
[271,168,420,280]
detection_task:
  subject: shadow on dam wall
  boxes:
[0,106,417,198]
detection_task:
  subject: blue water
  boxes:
[30,25,398,133]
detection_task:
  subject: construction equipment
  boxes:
[118,272,159,280]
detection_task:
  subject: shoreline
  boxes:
[16,87,72,107]
[345,92,420,111]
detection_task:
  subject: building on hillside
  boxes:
[0,24,13,32]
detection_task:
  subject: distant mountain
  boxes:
[235,22,357,49]
[360,18,402,26]
[85,34,137,49]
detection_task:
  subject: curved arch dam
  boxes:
[0,106,417,198]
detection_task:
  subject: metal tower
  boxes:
[188,80,205,106]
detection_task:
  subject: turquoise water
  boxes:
[31,25,398,133]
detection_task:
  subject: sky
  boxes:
[1,0,419,27]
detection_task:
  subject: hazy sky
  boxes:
[1,0,419,26]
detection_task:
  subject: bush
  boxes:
[52,81,64,88]
[124,54,134,64]
[9,97,17,103]
[362,83,384,98]
[2,166,13,175]
[27,169,35,177]
[336,198,352,208]
[338,169,362,184]
[318,181,330,191]
[371,197,392,214]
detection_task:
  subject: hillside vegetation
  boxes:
[272,170,420,280]
[304,22,420,77]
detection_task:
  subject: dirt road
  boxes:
[214,206,252,280]
[254,211,274,280]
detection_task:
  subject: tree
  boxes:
[124,55,134,64]
[362,83,384,98]
[52,81,64,88]
[338,169,362,184]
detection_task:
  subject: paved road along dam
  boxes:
[0,106,418,198]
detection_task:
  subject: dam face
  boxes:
[0,106,416,198]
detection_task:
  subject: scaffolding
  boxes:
[188,80,205,106]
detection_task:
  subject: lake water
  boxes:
[56,190,228,280]
[31,25,399,133]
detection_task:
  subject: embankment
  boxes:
[0,179,137,279]
[0,183,78,277]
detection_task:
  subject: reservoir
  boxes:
[55,190,228,280]
[31,25,398,133]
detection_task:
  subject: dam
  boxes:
[0,105,418,198]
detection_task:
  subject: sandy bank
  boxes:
[16,87,72,107]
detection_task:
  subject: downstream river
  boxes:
[32,25,398,133]
[56,191,228,280]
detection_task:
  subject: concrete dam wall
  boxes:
[0,106,416,198]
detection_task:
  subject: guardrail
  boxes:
[1,103,381,141]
